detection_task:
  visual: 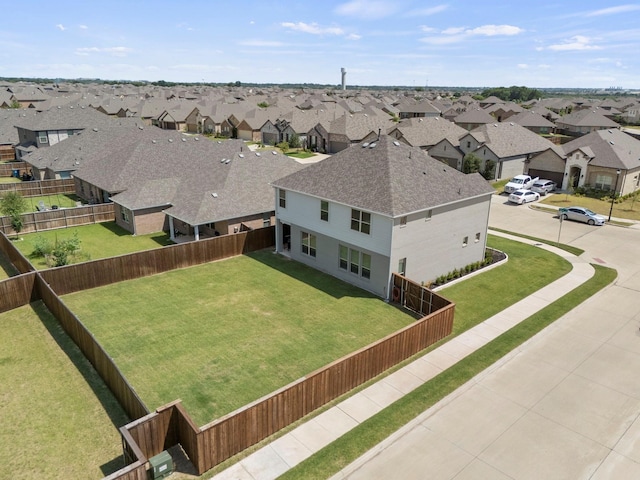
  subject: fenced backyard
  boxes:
[0,225,455,479]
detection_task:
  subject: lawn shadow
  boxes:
[0,250,19,277]
[100,455,128,477]
[31,300,131,430]
[97,221,132,237]
[246,250,380,300]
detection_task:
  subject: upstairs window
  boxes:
[351,209,371,234]
[38,132,48,144]
[279,189,286,208]
[320,200,329,221]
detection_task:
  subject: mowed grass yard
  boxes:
[0,302,129,479]
[12,221,173,269]
[62,251,416,426]
[540,193,640,221]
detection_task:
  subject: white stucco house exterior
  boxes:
[271,134,495,299]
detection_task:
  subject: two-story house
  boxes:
[271,134,494,299]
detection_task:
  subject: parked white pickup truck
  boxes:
[504,174,539,194]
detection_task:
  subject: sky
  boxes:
[1,1,639,89]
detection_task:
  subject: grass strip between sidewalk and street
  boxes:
[488,227,585,256]
[279,264,616,480]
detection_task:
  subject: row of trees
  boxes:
[480,86,542,102]
[462,153,496,180]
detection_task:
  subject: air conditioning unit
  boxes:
[149,451,173,479]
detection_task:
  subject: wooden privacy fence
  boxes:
[0,273,38,314]
[113,288,455,477]
[0,228,34,274]
[0,177,75,197]
[0,203,115,235]
[0,161,27,176]
[40,227,275,295]
[391,273,451,316]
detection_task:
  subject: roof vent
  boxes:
[225,158,232,164]
[369,142,376,148]
[92,127,98,132]
[255,152,261,156]
[168,138,173,142]
[493,124,498,127]
[509,122,514,126]
[217,141,222,144]
[238,153,244,158]
[212,192,218,198]
[393,141,400,146]
[272,150,278,155]
[362,142,370,148]
[194,137,199,141]
[138,125,144,130]
[610,141,615,145]
[220,158,226,163]
[181,138,186,142]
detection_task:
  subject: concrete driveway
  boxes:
[334,193,640,479]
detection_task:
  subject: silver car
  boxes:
[531,179,556,195]
[559,206,606,225]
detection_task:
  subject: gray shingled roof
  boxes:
[556,109,620,128]
[508,110,556,128]
[389,117,467,147]
[562,129,640,170]
[272,134,494,217]
[12,105,114,131]
[468,122,555,158]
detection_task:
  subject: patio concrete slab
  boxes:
[479,411,610,480]
[420,383,526,456]
[532,373,640,448]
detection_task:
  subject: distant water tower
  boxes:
[341,67,346,90]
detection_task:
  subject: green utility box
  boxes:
[149,451,173,479]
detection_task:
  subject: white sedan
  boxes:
[508,189,540,205]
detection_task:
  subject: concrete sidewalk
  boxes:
[210,232,594,480]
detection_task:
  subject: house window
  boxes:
[350,248,360,274]
[466,141,471,148]
[68,130,74,136]
[475,232,481,243]
[263,213,271,227]
[121,208,130,224]
[463,236,468,247]
[351,209,371,234]
[398,258,406,276]
[301,232,316,257]
[400,216,407,227]
[425,209,432,221]
[444,145,447,151]
[339,245,348,270]
[38,132,48,144]
[320,200,329,221]
[361,253,371,279]
[594,175,613,190]
[279,189,286,208]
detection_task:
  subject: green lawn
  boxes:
[491,178,508,193]
[21,194,82,212]
[12,222,173,269]
[0,302,129,479]
[540,193,640,221]
[280,265,616,480]
[62,251,416,425]
[286,151,316,159]
[0,176,21,184]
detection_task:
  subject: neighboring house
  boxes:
[155,103,201,132]
[555,109,619,136]
[484,102,524,122]
[0,108,24,161]
[455,122,555,179]
[324,108,393,153]
[12,105,115,165]
[271,134,494,299]
[388,117,468,151]
[453,107,495,131]
[394,99,441,119]
[528,128,640,194]
[69,129,306,239]
[508,110,556,135]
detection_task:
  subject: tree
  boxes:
[462,153,481,174]
[0,192,27,237]
[289,133,301,149]
[9,99,21,109]
[481,159,496,180]
[257,101,269,108]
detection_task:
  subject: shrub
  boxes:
[31,236,53,258]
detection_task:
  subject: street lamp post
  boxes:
[608,169,621,222]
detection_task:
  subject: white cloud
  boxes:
[334,0,398,20]
[249,20,255,25]
[586,4,640,16]
[75,46,132,57]
[538,64,551,69]
[420,26,437,33]
[518,63,529,69]
[409,4,448,16]
[468,25,524,36]
[79,25,88,30]
[547,35,602,51]
[56,24,66,31]
[346,33,362,40]
[281,22,345,36]
[442,27,466,35]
